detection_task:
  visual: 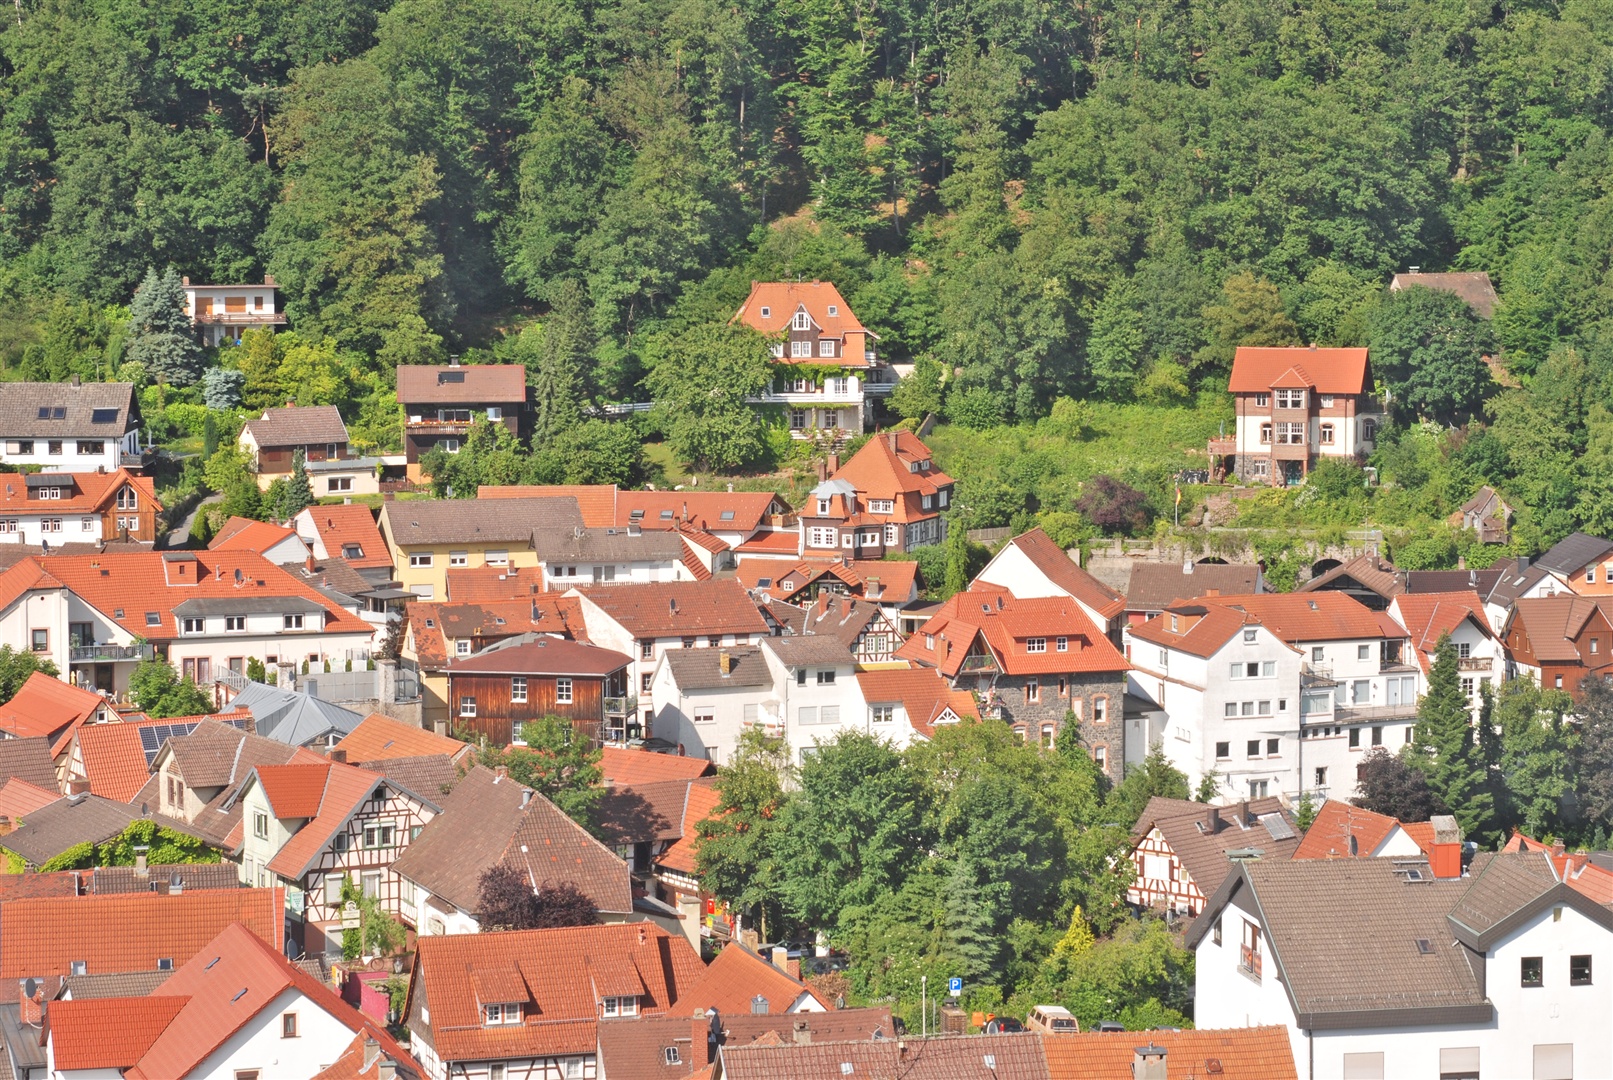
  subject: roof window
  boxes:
[145,612,161,626]
[630,509,645,520]
[1414,939,1433,955]
[659,510,674,520]
[759,307,770,318]
[827,305,838,316]
[90,408,119,423]
[720,510,736,521]
[438,371,466,384]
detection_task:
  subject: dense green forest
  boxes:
[6,0,1613,551]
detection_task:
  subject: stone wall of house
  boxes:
[993,672,1127,781]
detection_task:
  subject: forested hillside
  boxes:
[5,0,1613,551]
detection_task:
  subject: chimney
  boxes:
[70,375,80,388]
[1241,798,1252,826]
[1429,814,1463,878]
[18,980,41,1026]
[691,1011,715,1067]
[329,749,347,765]
[521,788,533,808]
[1517,555,1529,575]
[134,849,148,878]
[67,778,91,796]
[793,1018,812,1045]
[1204,805,1218,835]
[378,1062,397,1080]
[362,1037,380,1072]
[1457,555,1466,570]
[815,458,828,483]
[306,553,317,573]
[771,946,789,970]
[886,432,898,452]
[1132,1045,1168,1080]
[494,766,509,781]
[719,651,732,677]
[827,452,839,474]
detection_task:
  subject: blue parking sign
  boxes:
[947,977,962,996]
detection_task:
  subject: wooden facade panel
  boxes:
[449,672,612,747]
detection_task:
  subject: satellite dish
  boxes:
[23,978,36,999]
[234,568,243,584]
[140,802,149,816]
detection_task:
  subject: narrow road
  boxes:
[164,492,222,549]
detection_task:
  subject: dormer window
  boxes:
[1026,638,1047,653]
[601,996,639,1017]
[1275,389,1306,409]
[484,1002,522,1025]
[817,499,831,515]
[342,544,364,559]
[792,311,811,331]
[116,486,138,510]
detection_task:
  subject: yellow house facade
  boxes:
[378,496,583,601]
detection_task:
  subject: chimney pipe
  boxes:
[1241,798,1251,826]
[329,749,347,765]
[691,1010,714,1067]
[793,1019,812,1045]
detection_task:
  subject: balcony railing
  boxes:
[1335,702,1421,723]
[1207,436,1236,456]
[1457,656,1490,672]
[604,697,629,717]
[1301,662,1334,684]
[1239,945,1262,981]
[959,654,997,673]
[195,312,288,325]
[69,643,154,663]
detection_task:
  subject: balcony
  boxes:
[405,421,473,435]
[1457,656,1490,672]
[862,371,898,397]
[1207,436,1236,457]
[70,643,154,664]
[959,654,998,674]
[1301,662,1334,685]
[195,311,288,326]
[1239,945,1262,982]
[604,697,629,717]
[1335,702,1420,723]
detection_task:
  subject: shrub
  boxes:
[1074,475,1152,536]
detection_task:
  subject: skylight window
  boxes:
[91,408,119,424]
[720,510,736,520]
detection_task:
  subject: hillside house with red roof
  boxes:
[293,504,395,583]
[405,923,705,1080]
[1125,592,1419,804]
[396,361,528,482]
[731,280,892,439]
[1503,594,1613,700]
[236,759,442,957]
[1388,590,1501,717]
[43,921,415,1080]
[801,430,953,557]
[1291,800,1452,865]
[974,527,1127,639]
[0,468,159,546]
[208,515,311,564]
[0,672,108,772]
[897,586,1128,777]
[1221,346,1383,486]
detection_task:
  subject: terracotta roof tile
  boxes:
[1042,1026,1297,1079]
[478,485,619,528]
[0,556,65,614]
[73,724,155,801]
[0,887,283,980]
[721,1031,1049,1079]
[447,636,631,677]
[1127,604,1258,658]
[396,364,527,406]
[897,588,1127,678]
[855,664,981,739]
[828,431,952,505]
[596,779,698,847]
[295,504,393,570]
[1291,800,1407,860]
[0,736,60,792]
[676,944,825,1015]
[444,565,546,601]
[48,996,186,1070]
[1390,591,1491,675]
[0,469,156,517]
[575,579,770,638]
[381,497,582,548]
[257,763,391,880]
[0,778,58,820]
[656,782,723,876]
[1122,562,1263,613]
[412,924,704,1061]
[254,762,330,818]
[1298,554,1404,601]
[616,491,788,535]
[600,748,714,786]
[313,1027,425,1080]
[989,529,1125,619]
[1228,346,1370,395]
[0,672,103,748]
[335,714,468,764]
[1507,595,1610,663]
[734,531,801,556]
[207,518,302,555]
[1201,591,1390,643]
[732,281,874,367]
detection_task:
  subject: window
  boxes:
[1320,423,1335,445]
[1363,419,1378,443]
[1253,459,1269,477]
[460,696,477,717]
[236,1072,260,1080]
[1243,629,1258,643]
[1027,637,1047,653]
[1275,422,1306,444]
[818,340,835,358]
[1094,744,1107,769]
[641,673,652,693]
[1225,702,1238,718]
[324,874,344,904]
[1259,422,1272,445]
[69,960,87,976]
[181,617,204,635]
[362,871,382,900]
[871,705,894,723]
[556,677,573,704]
[47,440,61,455]
[253,811,269,839]
[759,306,770,318]
[869,499,894,514]
[1240,921,1262,980]
[332,832,349,853]
[1040,725,1055,748]
[41,519,60,532]
[282,1013,298,1038]
[1275,389,1305,409]
[284,614,304,630]
[486,550,509,566]
[221,615,245,632]
[486,406,503,421]
[1215,741,1230,759]
[1056,636,1068,652]
[1026,679,1041,703]
[510,676,527,703]
[326,476,353,495]
[484,1002,522,1025]
[78,516,93,531]
[1341,1054,1383,1080]
[449,551,468,567]
[1522,956,1543,987]
[664,1048,682,1066]
[409,553,434,567]
[363,824,395,849]
[792,311,811,330]
[1247,739,1261,759]
[1312,646,1325,662]
[1349,727,1361,749]
[1093,697,1107,724]
[790,339,811,358]
[456,640,471,657]
[1314,767,1328,786]
[1267,738,1279,756]
[29,629,46,652]
[116,486,138,510]
[1254,393,1270,407]
[1556,674,1564,689]
[817,669,836,685]
[1572,954,1593,985]
[1460,676,1474,698]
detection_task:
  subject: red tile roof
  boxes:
[1199,591,1390,643]
[74,723,155,801]
[677,944,826,1015]
[0,887,284,980]
[575,579,770,638]
[1127,603,1262,658]
[828,431,952,513]
[254,762,393,879]
[1291,800,1412,860]
[733,531,801,556]
[1228,346,1371,395]
[49,996,186,1070]
[854,664,981,739]
[896,587,1128,678]
[1042,1025,1297,1079]
[0,468,157,517]
[0,778,59,819]
[32,550,373,640]
[0,556,65,612]
[445,565,546,601]
[732,281,874,367]
[737,558,920,605]
[208,517,303,556]
[617,491,787,534]
[397,363,527,406]
[409,596,587,668]
[0,672,104,752]
[254,762,331,818]
[479,484,620,528]
[601,747,714,785]
[122,922,415,1080]
[411,924,705,1061]
[989,528,1125,619]
[335,713,469,764]
[656,781,723,876]
[297,504,393,570]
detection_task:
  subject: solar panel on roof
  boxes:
[1259,814,1295,842]
[136,717,250,766]
[91,408,119,423]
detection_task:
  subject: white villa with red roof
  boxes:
[1218,346,1384,486]
[731,280,894,438]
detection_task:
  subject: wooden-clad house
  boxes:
[446,633,632,746]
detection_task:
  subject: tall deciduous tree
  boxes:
[1195,271,1301,377]
[470,717,604,830]
[695,729,792,942]
[0,647,59,705]
[1493,679,1574,840]
[128,658,213,719]
[644,323,773,471]
[126,267,204,385]
[1352,747,1445,821]
[1367,286,1495,424]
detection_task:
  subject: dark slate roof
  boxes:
[90,862,239,894]
[56,970,173,999]
[1405,569,1506,597]
[596,779,701,846]
[0,382,137,438]
[358,755,460,800]
[1123,562,1263,613]
[241,405,349,447]
[0,795,138,866]
[533,528,685,563]
[1534,532,1613,576]
[661,646,772,691]
[1445,849,1563,944]
[0,736,60,792]
[1485,556,1555,607]
[761,636,856,668]
[1389,271,1500,319]
[391,765,632,917]
[1132,796,1300,900]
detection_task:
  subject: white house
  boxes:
[0,380,143,473]
[973,527,1126,637]
[1389,590,1504,718]
[183,275,287,346]
[536,527,691,587]
[1190,852,1613,1080]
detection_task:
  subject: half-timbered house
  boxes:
[235,759,442,957]
[1125,795,1301,917]
[445,634,632,748]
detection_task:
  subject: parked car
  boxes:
[984,1017,1025,1034]
[1026,1005,1079,1034]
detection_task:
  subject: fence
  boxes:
[296,668,379,703]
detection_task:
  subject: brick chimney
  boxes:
[719,651,732,677]
[691,1010,715,1068]
[1429,814,1463,878]
[1203,804,1218,835]
[18,980,41,1026]
[67,778,91,796]
[329,749,347,765]
[793,1018,812,1045]
[886,432,898,452]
